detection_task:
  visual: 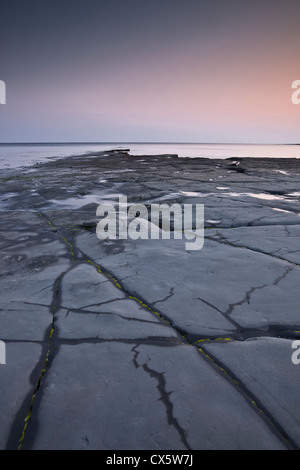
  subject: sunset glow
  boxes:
[0,0,299,142]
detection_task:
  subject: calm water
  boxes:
[0,143,299,169]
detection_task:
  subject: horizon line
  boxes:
[0,141,299,146]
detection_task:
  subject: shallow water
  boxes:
[0,143,299,169]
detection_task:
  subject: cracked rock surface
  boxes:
[0,150,300,450]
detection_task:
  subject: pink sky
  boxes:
[0,0,299,142]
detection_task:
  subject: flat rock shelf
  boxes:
[1,149,300,450]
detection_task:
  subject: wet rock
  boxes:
[1,150,300,450]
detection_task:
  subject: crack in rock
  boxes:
[207,233,300,267]
[131,345,191,450]
[152,287,175,306]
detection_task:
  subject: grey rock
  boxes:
[1,151,300,450]
[205,337,300,448]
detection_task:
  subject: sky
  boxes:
[0,0,299,143]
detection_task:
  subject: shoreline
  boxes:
[1,142,300,171]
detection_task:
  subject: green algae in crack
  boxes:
[38,212,75,261]
[35,208,298,449]
[194,337,233,344]
[196,344,296,450]
[18,278,61,449]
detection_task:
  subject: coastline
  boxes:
[1,149,300,450]
[0,142,299,170]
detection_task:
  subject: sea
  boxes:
[0,143,299,170]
